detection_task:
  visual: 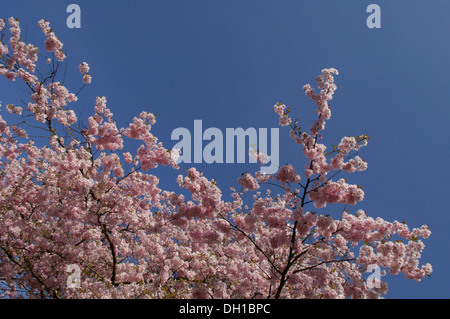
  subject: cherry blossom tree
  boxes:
[0,17,431,299]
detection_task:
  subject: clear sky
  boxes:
[1,0,449,299]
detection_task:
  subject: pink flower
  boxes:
[38,19,51,34]
[55,49,66,61]
[0,49,432,300]
[44,33,62,52]
[83,74,92,84]
[94,96,107,113]
[276,164,301,184]
[123,152,133,164]
[4,71,16,81]
[238,173,260,190]
[274,103,292,127]
[338,136,357,155]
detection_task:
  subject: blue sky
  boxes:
[1,0,449,298]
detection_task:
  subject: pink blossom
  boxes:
[78,62,90,74]
[94,96,107,113]
[238,173,260,190]
[276,164,301,184]
[83,74,92,84]
[44,33,62,52]
[0,28,432,300]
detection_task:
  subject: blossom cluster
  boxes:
[79,62,91,84]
